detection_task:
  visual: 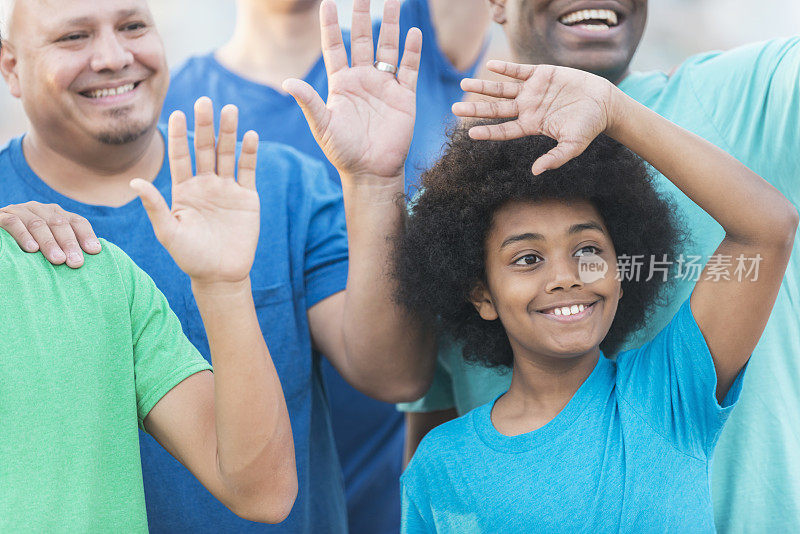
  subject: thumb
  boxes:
[282,78,330,140]
[130,179,175,242]
[531,141,587,175]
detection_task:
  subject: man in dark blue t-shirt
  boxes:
[161,1,490,531]
[0,0,437,532]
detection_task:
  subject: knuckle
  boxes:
[0,213,20,227]
[26,217,48,231]
[47,216,69,227]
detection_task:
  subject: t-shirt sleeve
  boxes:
[397,348,456,413]
[615,298,746,458]
[401,483,435,533]
[105,241,212,430]
[301,158,350,309]
[399,0,486,82]
[687,37,800,205]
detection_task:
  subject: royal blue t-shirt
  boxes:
[163,1,483,532]
[401,299,745,533]
[0,131,351,533]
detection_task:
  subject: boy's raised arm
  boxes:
[133,98,296,524]
[453,61,798,402]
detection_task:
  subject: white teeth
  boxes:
[85,83,135,99]
[579,304,585,312]
[559,8,618,26]
[554,308,562,316]
[561,306,572,316]
[570,305,580,315]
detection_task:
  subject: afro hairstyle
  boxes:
[394,122,685,369]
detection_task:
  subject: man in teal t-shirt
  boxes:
[0,101,299,531]
[400,1,800,530]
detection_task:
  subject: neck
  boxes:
[492,347,600,435]
[23,127,164,207]
[216,0,323,89]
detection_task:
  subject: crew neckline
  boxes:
[473,354,615,453]
[7,129,169,221]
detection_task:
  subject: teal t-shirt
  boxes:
[402,300,744,533]
[400,37,800,531]
[0,230,212,532]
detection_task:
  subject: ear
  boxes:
[0,43,21,98]
[487,0,507,25]
[469,281,499,321]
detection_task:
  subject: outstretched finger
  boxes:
[350,0,374,67]
[194,97,216,175]
[531,142,587,175]
[168,111,193,185]
[452,100,519,119]
[320,0,348,75]
[283,78,330,143]
[486,60,537,81]
[397,27,422,92]
[468,120,528,141]
[237,131,259,191]
[375,0,400,68]
[217,105,238,180]
[130,179,175,244]
[460,78,522,99]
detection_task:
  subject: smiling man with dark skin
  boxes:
[0,0,436,532]
[400,1,800,531]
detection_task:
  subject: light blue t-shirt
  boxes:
[0,129,351,533]
[400,37,800,531]
[402,299,745,533]
[163,2,483,532]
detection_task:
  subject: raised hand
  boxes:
[130,97,260,285]
[282,0,422,183]
[452,61,619,175]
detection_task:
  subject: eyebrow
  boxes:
[62,9,143,27]
[498,221,606,250]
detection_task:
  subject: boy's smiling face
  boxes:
[471,198,622,363]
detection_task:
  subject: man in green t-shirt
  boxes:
[0,105,297,532]
[399,1,800,531]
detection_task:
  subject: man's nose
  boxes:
[544,256,584,293]
[89,30,134,72]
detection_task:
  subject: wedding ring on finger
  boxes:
[374,61,398,75]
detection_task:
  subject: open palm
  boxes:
[283,0,421,181]
[131,98,260,284]
[453,62,618,175]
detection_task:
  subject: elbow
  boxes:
[367,367,434,404]
[227,470,299,524]
[774,202,799,250]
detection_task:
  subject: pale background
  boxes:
[1,0,798,143]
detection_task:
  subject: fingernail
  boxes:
[52,250,66,262]
[24,240,38,252]
[68,252,82,264]
[87,239,101,250]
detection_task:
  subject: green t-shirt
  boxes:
[400,37,800,532]
[0,229,212,533]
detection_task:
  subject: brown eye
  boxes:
[514,254,542,266]
[575,246,600,257]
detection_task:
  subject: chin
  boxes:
[94,118,155,145]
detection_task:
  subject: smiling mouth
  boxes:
[558,8,620,31]
[79,81,141,99]
[538,301,598,320]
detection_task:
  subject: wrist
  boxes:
[191,277,252,299]
[603,85,635,140]
[340,172,406,204]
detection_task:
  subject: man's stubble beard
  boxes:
[95,108,153,145]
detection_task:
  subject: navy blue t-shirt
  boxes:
[0,131,351,533]
[163,1,483,532]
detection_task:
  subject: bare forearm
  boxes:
[339,175,436,402]
[609,94,798,245]
[192,279,296,519]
